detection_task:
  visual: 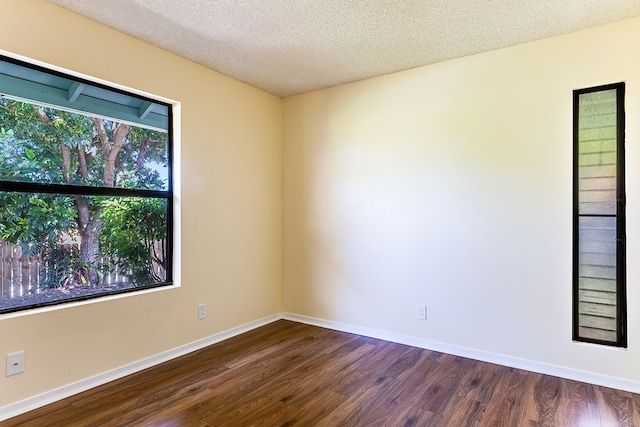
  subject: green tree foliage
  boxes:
[0,126,76,253]
[100,197,168,284]
[0,97,169,288]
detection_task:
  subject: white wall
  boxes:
[283,17,640,390]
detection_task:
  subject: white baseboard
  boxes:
[4,311,639,422]
[282,313,640,394]
[0,313,282,422]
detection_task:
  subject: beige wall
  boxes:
[283,17,640,386]
[0,0,282,407]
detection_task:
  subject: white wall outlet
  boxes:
[198,303,207,320]
[416,304,427,320]
[6,351,25,376]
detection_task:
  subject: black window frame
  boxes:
[0,54,174,315]
[572,82,626,347]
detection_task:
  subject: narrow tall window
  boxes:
[573,83,626,347]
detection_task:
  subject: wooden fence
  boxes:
[0,240,129,300]
[0,241,39,299]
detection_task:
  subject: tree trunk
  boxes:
[92,119,128,187]
[75,195,103,285]
[61,144,71,183]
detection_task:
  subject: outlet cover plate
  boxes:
[198,303,207,320]
[416,304,427,320]
[7,351,25,376]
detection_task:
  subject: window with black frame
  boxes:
[0,55,173,314]
[573,82,626,347]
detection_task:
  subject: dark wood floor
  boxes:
[3,320,639,426]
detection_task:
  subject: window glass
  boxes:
[573,83,625,347]
[0,56,173,315]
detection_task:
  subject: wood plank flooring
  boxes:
[3,320,639,426]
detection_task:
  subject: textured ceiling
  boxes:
[48,0,640,98]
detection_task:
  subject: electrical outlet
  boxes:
[6,351,25,376]
[198,303,207,320]
[416,304,427,320]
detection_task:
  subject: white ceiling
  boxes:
[49,0,640,98]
